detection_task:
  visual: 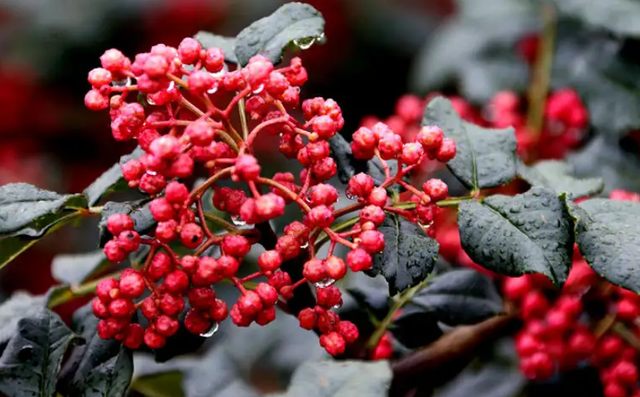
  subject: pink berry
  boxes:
[258,250,283,272]
[303,258,327,283]
[180,223,204,249]
[358,230,385,253]
[178,38,202,65]
[255,283,279,307]
[238,291,263,317]
[119,271,145,298]
[347,248,372,271]
[324,256,347,280]
[221,235,251,257]
[417,126,444,151]
[436,137,457,162]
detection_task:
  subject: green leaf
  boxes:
[99,200,155,247]
[568,199,640,292]
[0,293,47,346]
[234,2,325,66]
[131,372,184,397]
[404,269,503,326]
[389,313,442,349]
[270,360,392,397]
[51,250,108,285]
[517,159,604,199]
[194,31,237,64]
[328,134,355,185]
[550,0,640,37]
[422,97,518,191]
[370,214,439,295]
[569,136,640,194]
[58,303,133,397]
[458,187,574,284]
[83,147,144,206]
[0,308,80,397]
[0,183,87,235]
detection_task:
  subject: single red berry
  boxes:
[611,360,639,386]
[221,235,251,258]
[188,70,215,95]
[88,68,112,88]
[234,154,261,181]
[169,153,194,179]
[347,248,372,271]
[216,255,240,278]
[546,309,571,336]
[108,298,134,318]
[187,288,216,310]
[316,286,342,308]
[178,37,202,64]
[303,258,327,283]
[359,205,386,226]
[298,308,317,330]
[347,173,374,198]
[238,291,263,317]
[141,297,159,320]
[185,309,212,334]
[521,351,554,380]
[324,256,348,280]
[180,255,198,274]
[352,126,378,152]
[245,55,274,87]
[119,271,145,298]
[116,230,141,253]
[310,157,337,181]
[258,250,283,272]
[210,299,229,322]
[255,283,279,307]
[338,321,359,344]
[139,173,167,195]
[417,126,444,151]
[104,240,127,263]
[192,257,220,286]
[436,137,457,162]
[597,335,625,363]
[159,293,185,317]
[122,323,144,349]
[556,295,583,318]
[255,307,277,326]
[567,329,595,359]
[97,319,115,339]
[144,328,167,349]
[401,142,424,165]
[107,213,134,236]
[311,115,337,139]
[310,184,339,207]
[367,187,388,207]
[230,303,253,327]
[155,220,178,243]
[320,332,346,356]
[372,333,394,360]
[154,314,180,337]
[316,310,340,334]
[92,298,109,318]
[284,221,310,244]
[358,230,385,254]
[378,132,403,160]
[96,278,119,302]
[269,272,292,291]
[275,235,301,261]
[149,198,175,222]
[521,290,549,319]
[147,252,173,281]
[85,90,110,111]
[143,55,169,78]
[516,333,542,357]
[255,193,286,220]
[202,47,225,73]
[422,179,449,202]
[616,299,639,321]
[503,276,532,301]
[307,205,334,228]
[165,182,189,204]
[180,223,204,249]
[604,382,627,397]
[164,270,190,294]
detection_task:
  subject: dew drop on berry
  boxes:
[112,77,133,87]
[300,241,309,249]
[231,215,247,226]
[199,321,219,338]
[146,95,156,106]
[293,37,316,50]
[252,84,265,95]
[315,277,336,288]
[207,84,218,95]
[345,192,356,200]
[146,170,157,176]
[418,220,434,231]
[332,302,342,310]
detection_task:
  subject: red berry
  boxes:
[88,68,112,88]
[165,182,189,204]
[347,173,374,198]
[141,297,159,320]
[521,352,554,380]
[221,235,251,258]
[255,193,286,220]
[269,272,292,291]
[149,198,175,222]
[521,291,549,319]
[97,319,115,339]
[436,137,457,162]
[516,333,541,357]
[324,256,348,280]
[144,328,166,349]
[310,184,338,207]
[238,291,263,316]
[107,213,134,236]
[164,270,190,294]
[210,299,229,322]
[316,310,340,334]
[155,220,178,243]
[307,205,335,228]
[378,132,403,160]
[188,70,215,95]
[358,230,385,254]
[347,248,372,271]
[255,283,279,307]
[230,303,253,327]
[298,308,317,330]
[96,278,119,302]
[104,240,127,263]
[422,179,448,202]
[275,235,301,261]
[217,255,240,278]
[417,126,444,151]
[258,250,283,272]
[117,230,141,253]
[119,271,145,298]
[616,299,639,321]
[604,382,627,397]
[546,309,571,336]
[598,335,625,363]
[178,38,202,64]
[303,258,327,283]
[184,309,212,335]
[612,360,639,386]
[320,332,346,356]
[503,276,532,301]
[372,333,393,360]
[147,252,173,281]
[187,288,216,310]
[401,142,424,165]
[567,329,595,359]
[122,323,144,349]
[92,298,109,318]
[316,286,342,308]
[180,223,204,249]
[310,157,337,181]
[159,293,185,317]
[338,321,359,344]
[311,115,337,139]
[139,173,167,195]
[234,154,261,181]
[255,307,277,326]
[153,314,179,337]
[368,187,388,207]
[359,205,386,226]
[108,298,134,318]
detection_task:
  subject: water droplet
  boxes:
[252,84,265,95]
[146,170,157,176]
[200,322,219,338]
[231,215,246,226]
[207,82,219,95]
[112,77,132,87]
[418,220,434,231]
[300,241,309,249]
[332,301,342,309]
[168,81,176,90]
[345,192,356,200]
[146,95,156,105]
[316,33,327,44]
[315,278,336,288]
[293,37,316,50]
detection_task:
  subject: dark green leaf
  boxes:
[194,31,237,64]
[517,159,604,199]
[0,183,87,235]
[83,147,144,206]
[389,312,442,349]
[405,269,503,326]
[552,29,640,137]
[568,199,640,292]
[345,285,391,320]
[423,97,518,190]
[51,250,108,285]
[370,214,439,295]
[58,303,133,397]
[99,200,155,247]
[270,360,392,397]
[234,2,325,66]
[569,136,640,194]
[0,308,80,397]
[458,187,574,284]
[0,293,47,346]
[328,134,355,184]
[550,0,640,37]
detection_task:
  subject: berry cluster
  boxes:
[505,190,640,397]
[85,37,456,355]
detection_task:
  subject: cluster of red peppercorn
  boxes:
[504,190,640,397]
[85,37,456,355]
[362,87,588,165]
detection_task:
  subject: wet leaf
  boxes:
[98,200,155,247]
[51,250,108,285]
[194,31,237,64]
